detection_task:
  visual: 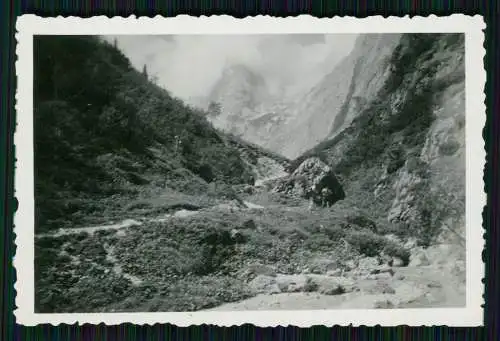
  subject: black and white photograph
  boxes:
[14,15,485,326]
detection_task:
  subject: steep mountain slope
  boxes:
[34,36,288,232]
[268,34,402,158]
[291,33,466,246]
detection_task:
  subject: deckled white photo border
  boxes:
[14,14,486,327]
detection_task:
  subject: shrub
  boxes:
[345,230,386,257]
[382,241,410,265]
[303,234,337,252]
[345,215,378,232]
[303,277,319,292]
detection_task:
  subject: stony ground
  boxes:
[207,246,465,311]
[34,184,465,313]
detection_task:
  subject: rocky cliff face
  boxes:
[293,33,466,246]
[268,34,403,158]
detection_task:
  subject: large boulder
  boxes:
[273,157,345,206]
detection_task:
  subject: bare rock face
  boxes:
[272,34,402,158]
[272,157,345,206]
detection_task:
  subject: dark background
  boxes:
[1,1,498,340]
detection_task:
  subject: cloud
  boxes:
[105,34,358,100]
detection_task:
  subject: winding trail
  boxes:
[36,200,266,239]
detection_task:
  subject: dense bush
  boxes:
[344,229,410,261]
[345,230,387,257]
[303,277,320,292]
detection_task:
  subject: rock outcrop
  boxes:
[273,157,345,206]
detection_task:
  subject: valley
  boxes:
[33,33,467,313]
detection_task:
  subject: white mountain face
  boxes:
[195,63,296,146]
[207,64,274,133]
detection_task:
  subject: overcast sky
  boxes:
[105,34,358,101]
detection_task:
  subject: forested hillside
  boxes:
[34,36,281,232]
